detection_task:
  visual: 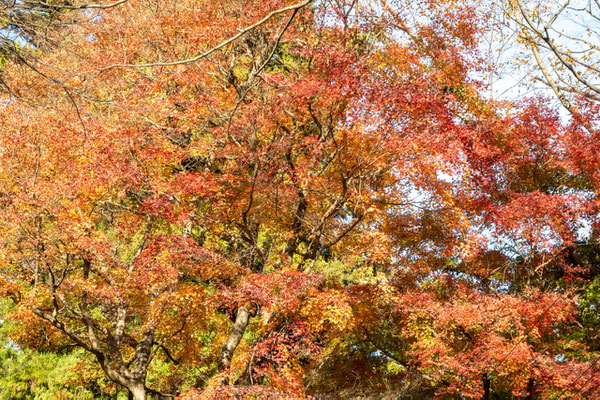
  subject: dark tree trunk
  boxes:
[526,378,535,400]
[482,373,491,400]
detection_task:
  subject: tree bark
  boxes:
[526,378,535,400]
[219,305,250,371]
[128,383,146,400]
[482,373,490,400]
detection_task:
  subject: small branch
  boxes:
[96,0,313,71]
[18,0,129,10]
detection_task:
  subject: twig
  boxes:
[95,0,313,71]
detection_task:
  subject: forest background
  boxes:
[0,0,599,398]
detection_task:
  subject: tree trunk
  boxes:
[219,305,250,371]
[128,383,146,400]
[526,378,535,400]
[482,373,490,400]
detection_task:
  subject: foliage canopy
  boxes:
[0,0,599,398]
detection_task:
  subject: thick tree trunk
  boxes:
[219,305,250,371]
[128,383,146,400]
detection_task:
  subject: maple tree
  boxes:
[0,0,599,399]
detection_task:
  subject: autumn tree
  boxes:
[0,0,599,398]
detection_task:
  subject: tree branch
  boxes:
[96,0,313,71]
[18,0,129,10]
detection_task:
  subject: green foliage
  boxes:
[581,277,600,326]
[579,276,600,352]
[0,301,121,400]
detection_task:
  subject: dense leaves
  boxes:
[0,0,598,398]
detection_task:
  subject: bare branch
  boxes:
[18,0,129,10]
[96,0,313,71]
